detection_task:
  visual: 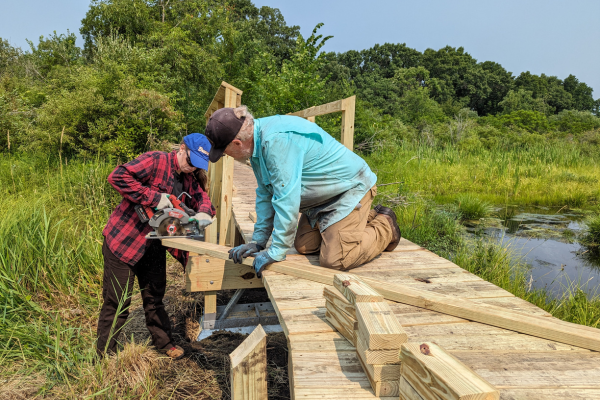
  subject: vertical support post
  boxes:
[307,116,316,123]
[204,290,217,327]
[230,324,268,400]
[340,95,356,151]
[218,87,236,246]
[206,157,223,244]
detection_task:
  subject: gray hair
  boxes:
[234,106,254,142]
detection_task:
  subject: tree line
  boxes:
[1,0,599,158]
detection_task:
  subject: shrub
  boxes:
[456,194,493,219]
[550,110,600,135]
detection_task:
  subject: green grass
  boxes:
[455,194,493,220]
[366,141,600,208]
[1,146,600,396]
[582,213,600,253]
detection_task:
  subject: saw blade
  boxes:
[156,217,185,237]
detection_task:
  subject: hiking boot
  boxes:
[159,344,185,360]
[374,204,401,251]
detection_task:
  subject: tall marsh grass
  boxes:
[367,141,600,208]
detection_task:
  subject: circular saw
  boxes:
[138,193,205,241]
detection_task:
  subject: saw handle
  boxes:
[168,194,196,216]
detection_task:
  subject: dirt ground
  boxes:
[121,259,290,400]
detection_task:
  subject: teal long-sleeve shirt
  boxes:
[250,115,377,261]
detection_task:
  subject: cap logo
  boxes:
[198,146,209,155]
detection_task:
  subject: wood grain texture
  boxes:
[340,95,356,150]
[163,238,600,353]
[325,300,357,345]
[229,324,267,400]
[323,286,356,318]
[399,376,425,400]
[204,291,217,314]
[355,301,407,350]
[400,342,499,400]
[356,350,399,397]
[356,329,400,365]
[333,273,384,304]
[186,255,263,291]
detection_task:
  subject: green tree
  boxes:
[514,71,573,113]
[563,74,595,111]
[499,89,552,115]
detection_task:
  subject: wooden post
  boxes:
[340,95,356,150]
[230,324,268,400]
[204,81,242,244]
[287,95,356,151]
[204,291,217,318]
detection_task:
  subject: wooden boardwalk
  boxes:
[230,161,600,400]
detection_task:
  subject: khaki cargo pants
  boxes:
[294,186,393,270]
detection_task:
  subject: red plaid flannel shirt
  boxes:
[103,150,215,266]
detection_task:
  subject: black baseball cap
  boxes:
[204,108,245,162]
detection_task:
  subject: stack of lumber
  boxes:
[325,273,408,397]
[399,342,499,400]
[324,273,500,399]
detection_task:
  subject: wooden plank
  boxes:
[229,324,267,400]
[450,351,600,389]
[248,211,257,223]
[356,329,400,365]
[404,323,587,352]
[325,300,357,345]
[161,239,600,353]
[333,273,384,304]
[323,286,356,318]
[399,376,425,400]
[186,255,263,291]
[294,387,396,399]
[340,95,356,150]
[287,99,343,119]
[400,342,499,400]
[356,350,400,397]
[354,333,401,382]
[497,389,600,399]
[291,351,371,388]
[355,302,407,350]
[287,332,356,353]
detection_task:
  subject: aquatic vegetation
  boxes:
[582,213,600,253]
[455,194,494,220]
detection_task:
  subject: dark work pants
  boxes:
[96,239,172,355]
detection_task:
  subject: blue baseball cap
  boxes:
[183,133,211,170]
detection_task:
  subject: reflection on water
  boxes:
[465,206,600,297]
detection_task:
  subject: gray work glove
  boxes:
[252,250,276,278]
[156,193,173,210]
[195,212,214,229]
[228,243,264,264]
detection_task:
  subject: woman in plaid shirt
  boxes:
[97,133,215,359]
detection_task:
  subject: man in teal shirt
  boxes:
[205,106,401,277]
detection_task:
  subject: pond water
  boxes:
[464,207,600,297]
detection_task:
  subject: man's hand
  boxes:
[228,243,264,264]
[195,212,214,229]
[252,250,276,278]
[157,193,173,209]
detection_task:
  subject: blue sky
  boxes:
[2,0,599,97]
